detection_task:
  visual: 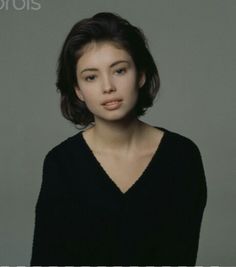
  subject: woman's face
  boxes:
[74,41,145,123]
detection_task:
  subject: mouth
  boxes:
[103,100,122,106]
[102,100,123,110]
[102,98,123,105]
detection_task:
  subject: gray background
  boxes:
[0,0,235,265]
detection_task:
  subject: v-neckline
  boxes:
[78,126,169,196]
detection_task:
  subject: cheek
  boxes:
[76,83,95,101]
[126,71,139,89]
[121,76,139,96]
[80,90,100,111]
[83,93,97,105]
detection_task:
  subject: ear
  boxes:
[138,71,146,88]
[74,85,85,102]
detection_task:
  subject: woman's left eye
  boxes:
[115,68,126,75]
[85,75,96,81]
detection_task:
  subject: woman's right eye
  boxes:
[85,75,96,82]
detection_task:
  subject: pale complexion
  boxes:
[74,41,161,154]
[74,41,164,193]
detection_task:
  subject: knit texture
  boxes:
[30,126,207,265]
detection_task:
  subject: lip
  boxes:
[102,100,123,110]
[101,98,122,105]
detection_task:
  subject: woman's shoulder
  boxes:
[158,126,206,181]
[43,131,84,162]
[156,125,202,156]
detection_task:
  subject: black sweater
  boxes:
[30,126,207,266]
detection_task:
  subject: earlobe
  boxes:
[74,86,84,102]
[139,72,146,88]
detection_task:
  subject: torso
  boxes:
[82,125,164,193]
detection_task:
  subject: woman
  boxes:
[30,12,207,265]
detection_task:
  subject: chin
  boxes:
[97,110,137,123]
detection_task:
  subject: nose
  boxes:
[102,74,116,93]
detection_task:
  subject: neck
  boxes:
[89,117,147,155]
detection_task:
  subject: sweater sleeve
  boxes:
[30,150,67,266]
[182,142,208,265]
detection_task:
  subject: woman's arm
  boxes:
[182,142,208,265]
[30,150,67,265]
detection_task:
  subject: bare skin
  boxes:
[82,121,164,193]
[74,41,164,193]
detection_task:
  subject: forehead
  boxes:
[76,41,133,68]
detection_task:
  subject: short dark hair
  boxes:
[56,12,160,129]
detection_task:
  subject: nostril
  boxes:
[104,87,116,93]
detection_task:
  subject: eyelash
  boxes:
[84,68,127,82]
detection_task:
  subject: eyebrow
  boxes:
[80,60,130,74]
